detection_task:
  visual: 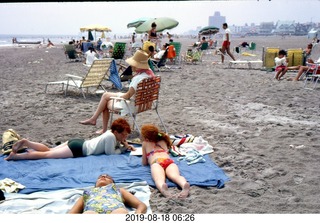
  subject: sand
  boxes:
[0,35,320,214]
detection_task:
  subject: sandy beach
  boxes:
[1,35,320,214]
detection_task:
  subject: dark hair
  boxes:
[148,45,155,53]
[111,118,131,134]
[279,49,287,56]
[151,22,157,28]
[223,23,228,27]
[141,124,171,148]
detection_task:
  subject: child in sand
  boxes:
[274,49,289,80]
[141,124,190,199]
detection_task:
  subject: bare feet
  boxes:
[12,138,27,153]
[79,119,96,126]
[95,129,104,135]
[177,182,190,199]
[5,151,17,161]
[160,183,172,198]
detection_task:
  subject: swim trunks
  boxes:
[222,41,230,48]
[68,138,85,157]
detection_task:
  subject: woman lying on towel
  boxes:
[5,118,135,161]
[141,124,190,199]
[68,174,147,214]
[79,50,155,134]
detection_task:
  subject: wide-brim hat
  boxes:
[125,50,149,69]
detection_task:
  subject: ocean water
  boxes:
[0,34,81,47]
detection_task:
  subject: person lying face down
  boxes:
[5,118,135,161]
[68,174,147,214]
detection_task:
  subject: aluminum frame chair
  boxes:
[109,76,167,135]
[45,59,114,98]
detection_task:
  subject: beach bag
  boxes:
[1,129,26,155]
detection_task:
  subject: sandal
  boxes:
[1,129,27,155]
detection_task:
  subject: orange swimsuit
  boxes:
[146,144,174,170]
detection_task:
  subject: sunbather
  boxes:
[79,50,155,134]
[5,118,135,161]
[141,124,190,199]
[68,173,147,214]
[287,57,320,81]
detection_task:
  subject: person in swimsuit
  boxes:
[5,118,135,161]
[68,173,147,214]
[141,124,190,199]
[148,22,159,50]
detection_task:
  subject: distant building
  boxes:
[259,22,274,35]
[209,11,225,28]
[272,20,295,35]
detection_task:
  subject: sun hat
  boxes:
[125,50,149,69]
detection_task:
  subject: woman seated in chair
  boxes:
[80,50,156,134]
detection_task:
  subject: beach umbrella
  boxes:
[127,17,151,28]
[135,17,179,33]
[198,26,220,35]
[88,30,94,41]
[101,31,105,39]
[80,24,112,32]
[80,24,112,40]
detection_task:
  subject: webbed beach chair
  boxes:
[64,44,82,62]
[109,76,167,135]
[170,42,182,65]
[45,59,114,98]
[111,42,126,64]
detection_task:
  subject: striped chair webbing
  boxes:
[134,76,161,114]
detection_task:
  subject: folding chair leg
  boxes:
[156,109,168,134]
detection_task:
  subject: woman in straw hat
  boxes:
[80,50,156,134]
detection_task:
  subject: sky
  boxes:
[0,0,320,36]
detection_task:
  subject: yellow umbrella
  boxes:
[80,24,112,32]
[101,31,105,39]
[80,24,111,40]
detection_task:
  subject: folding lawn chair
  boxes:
[45,59,115,98]
[109,76,167,135]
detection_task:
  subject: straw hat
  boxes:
[125,50,149,69]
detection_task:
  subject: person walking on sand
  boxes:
[216,23,236,64]
[79,50,155,134]
[5,118,135,161]
[141,124,190,199]
[68,173,147,214]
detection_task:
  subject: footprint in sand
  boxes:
[293,175,304,185]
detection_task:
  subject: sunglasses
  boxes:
[98,174,114,182]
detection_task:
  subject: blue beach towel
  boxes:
[108,59,122,90]
[0,153,229,194]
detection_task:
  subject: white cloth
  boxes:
[154,50,165,59]
[0,178,25,193]
[82,130,126,155]
[223,28,232,41]
[274,57,288,66]
[84,50,98,66]
[118,73,150,116]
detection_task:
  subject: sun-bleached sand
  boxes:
[0,35,320,214]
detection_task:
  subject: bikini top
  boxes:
[146,143,168,158]
[150,31,157,37]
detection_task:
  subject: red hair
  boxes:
[111,118,131,134]
[141,124,171,148]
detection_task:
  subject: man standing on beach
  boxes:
[219,23,236,63]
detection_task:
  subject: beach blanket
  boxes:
[0,152,229,194]
[0,181,152,214]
